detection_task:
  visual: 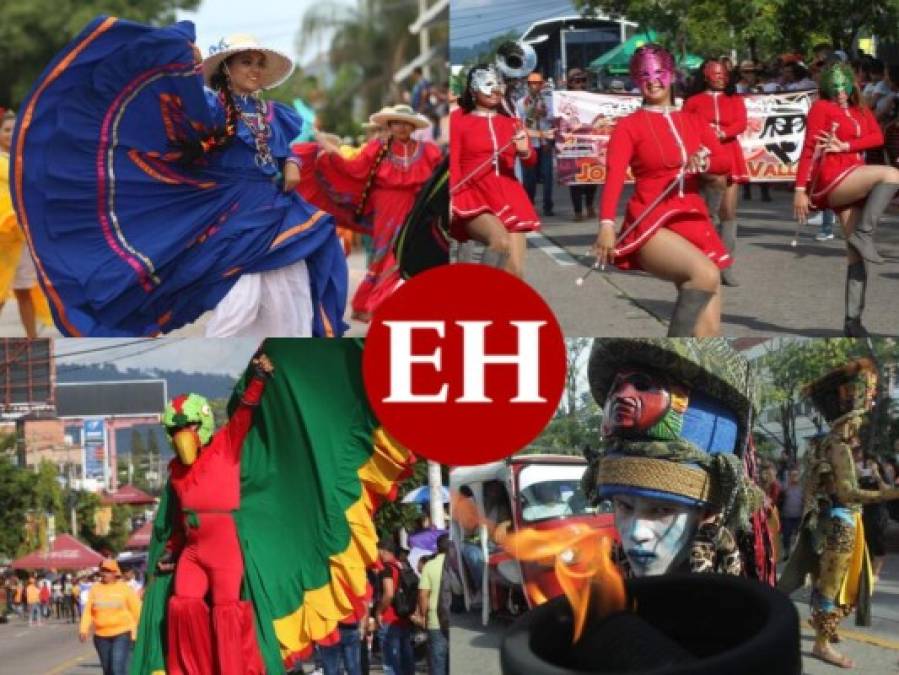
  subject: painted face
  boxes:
[613,494,700,577]
[820,65,854,98]
[704,61,728,90]
[0,119,14,153]
[602,370,690,440]
[470,67,502,98]
[631,49,675,89]
[226,50,267,95]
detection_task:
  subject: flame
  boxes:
[503,525,627,643]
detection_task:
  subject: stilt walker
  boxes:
[131,341,416,674]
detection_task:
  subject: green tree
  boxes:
[0,456,35,558]
[755,338,899,461]
[574,0,899,59]
[299,0,447,136]
[0,0,201,107]
[373,460,443,540]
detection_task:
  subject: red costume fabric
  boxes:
[166,375,267,675]
[295,139,442,316]
[683,92,749,183]
[794,99,883,208]
[599,108,732,271]
[450,108,540,241]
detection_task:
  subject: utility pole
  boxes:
[419,0,431,80]
[427,460,445,529]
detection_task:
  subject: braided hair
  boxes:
[177,62,239,165]
[355,136,393,218]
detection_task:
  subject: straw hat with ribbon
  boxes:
[202,34,295,90]
[369,104,430,130]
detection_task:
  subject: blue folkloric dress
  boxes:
[11,17,347,336]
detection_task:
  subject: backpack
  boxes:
[391,564,419,619]
[437,557,452,637]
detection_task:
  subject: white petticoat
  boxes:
[12,250,38,290]
[205,259,313,337]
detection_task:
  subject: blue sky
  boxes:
[176,0,351,65]
[451,0,578,47]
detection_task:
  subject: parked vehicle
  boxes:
[449,454,616,625]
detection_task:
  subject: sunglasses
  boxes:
[570,77,587,82]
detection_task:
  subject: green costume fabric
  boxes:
[132,339,412,674]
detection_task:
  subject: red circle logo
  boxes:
[363,264,566,465]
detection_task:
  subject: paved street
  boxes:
[520,184,899,337]
[0,615,93,675]
[0,249,370,338]
[450,520,899,674]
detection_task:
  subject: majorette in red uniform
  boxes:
[450,64,539,274]
[162,355,273,675]
[599,108,731,269]
[795,100,882,208]
[683,87,749,183]
[595,44,731,336]
[683,60,749,287]
[793,62,899,337]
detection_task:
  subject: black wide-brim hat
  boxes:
[501,574,800,675]
[802,357,877,425]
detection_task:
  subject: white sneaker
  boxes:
[807,212,823,225]
[815,232,834,241]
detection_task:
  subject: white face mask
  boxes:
[471,68,501,97]
[612,495,701,577]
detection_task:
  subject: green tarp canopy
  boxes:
[588,30,702,75]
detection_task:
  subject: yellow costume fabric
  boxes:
[0,151,51,326]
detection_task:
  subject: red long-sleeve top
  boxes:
[450,108,540,238]
[450,108,535,190]
[795,99,882,205]
[166,375,267,555]
[683,92,749,183]
[682,92,747,141]
[599,108,732,270]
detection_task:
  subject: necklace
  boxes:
[234,95,275,168]
[390,139,419,170]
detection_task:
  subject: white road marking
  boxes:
[526,231,579,267]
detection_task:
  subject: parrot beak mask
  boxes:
[173,427,202,466]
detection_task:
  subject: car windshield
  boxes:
[519,478,596,523]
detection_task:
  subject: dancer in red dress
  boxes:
[684,59,749,286]
[793,63,899,336]
[450,64,539,277]
[593,44,731,336]
[296,105,442,322]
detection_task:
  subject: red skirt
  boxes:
[614,191,732,272]
[451,172,540,242]
[723,139,749,184]
[809,155,865,209]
